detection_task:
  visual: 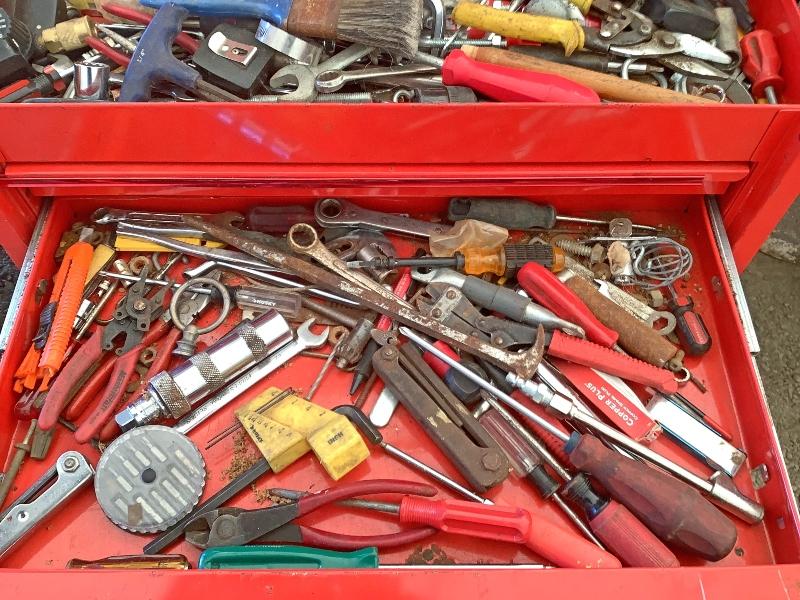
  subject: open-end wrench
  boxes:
[173,319,328,434]
[268,44,374,102]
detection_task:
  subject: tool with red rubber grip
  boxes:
[562,473,679,567]
[38,329,106,430]
[518,262,618,347]
[566,433,737,561]
[548,330,678,394]
[398,495,621,568]
[667,284,711,356]
[64,354,116,421]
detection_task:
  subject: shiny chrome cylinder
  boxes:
[116,310,292,430]
[74,61,110,100]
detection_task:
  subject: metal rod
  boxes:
[203,388,294,449]
[400,327,568,442]
[380,442,492,504]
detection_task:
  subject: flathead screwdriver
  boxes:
[447,197,659,231]
[741,30,783,104]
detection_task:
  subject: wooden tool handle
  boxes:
[453,2,584,55]
[461,46,716,104]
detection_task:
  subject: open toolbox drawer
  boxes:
[0,184,798,599]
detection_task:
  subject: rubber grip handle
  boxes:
[37,241,94,389]
[447,198,557,229]
[442,50,600,103]
[295,525,437,551]
[591,499,680,567]
[563,276,678,367]
[518,262,618,347]
[670,296,711,356]
[38,329,105,430]
[399,496,621,569]
[548,330,678,394]
[452,2,585,55]
[461,46,717,104]
[75,344,142,443]
[119,4,200,102]
[567,434,737,561]
[461,275,530,322]
[64,354,115,421]
[376,268,412,331]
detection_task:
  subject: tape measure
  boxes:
[236,388,369,480]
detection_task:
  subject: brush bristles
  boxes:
[336,0,423,58]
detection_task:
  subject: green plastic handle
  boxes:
[198,546,379,570]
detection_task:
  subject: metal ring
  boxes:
[673,367,691,383]
[169,277,231,335]
[288,223,320,251]
[694,84,726,103]
[329,325,349,345]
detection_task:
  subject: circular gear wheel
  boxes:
[95,425,206,533]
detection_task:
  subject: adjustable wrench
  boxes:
[174,319,329,434]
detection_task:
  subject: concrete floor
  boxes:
[0,204,796,497]
[741,200,800,500]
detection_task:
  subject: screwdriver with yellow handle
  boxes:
[346,244,566,277]
[452,0,609,56]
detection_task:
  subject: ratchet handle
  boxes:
[452,2,585,55]
[518,263,618,347]
[442,50,600,103]
[38,329,105,430]
[566,433,737,561]
[399,496,621,569]
[548,330,678,394]
[590,499,680,568]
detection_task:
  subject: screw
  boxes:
[62,455,79,472]
[431,308,442,318]
[482,452,502,470]
[133,299,146,311]
[445,289,457,300]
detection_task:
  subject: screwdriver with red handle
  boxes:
[741,30,783,104]
[667,284,711,356]
[402,326,738,562]
[414,49,601,103]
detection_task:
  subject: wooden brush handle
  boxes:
[461,46,716,104]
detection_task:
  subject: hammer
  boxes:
[120,3,241,102]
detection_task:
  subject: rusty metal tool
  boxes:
[182,215,545,380]
[0,421,38,508]
[371,333,509,493]
[334,405,492,504]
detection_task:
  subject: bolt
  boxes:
[640,24,652,35]
[445,289,457,300]
[482,452,502,470]
[217,516,237,540]
[600,30,612,38]
[431,308,442,318]
[662,33,677,47]
[133,299,146,311]
[62,455,79,472]
[382,347,396,358]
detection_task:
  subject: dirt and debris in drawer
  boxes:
[0,195,792,570]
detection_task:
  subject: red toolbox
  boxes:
[1,0,800,596]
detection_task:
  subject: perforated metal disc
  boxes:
[95,426,206,533]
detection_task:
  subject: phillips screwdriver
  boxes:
[447,197,659,232]
[401,327,742,561]
[741,30,783,104]
[347,244,565,277]
[666,284,711,356]
[413,49,601,103]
